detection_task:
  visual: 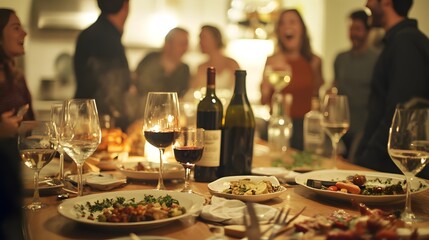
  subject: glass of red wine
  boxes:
[173,127,204,193]
[143,92,180,190]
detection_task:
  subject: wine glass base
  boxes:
[181,189,193,194]
[401,212,429,225]
[156,183,166,191]
[24,202,46,211]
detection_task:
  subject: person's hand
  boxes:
[0,110,22,138]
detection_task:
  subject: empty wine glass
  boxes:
[18,121,56,210]
[143,92,180,190]
[173,128,204,193]
[388,107,429,224]
[321,94,350,169]
[59,99,101,196]
[50,103,65,181]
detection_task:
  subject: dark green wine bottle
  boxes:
[195,67,223,182]
[220,70,255,176]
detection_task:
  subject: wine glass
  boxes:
[173,127,204,193]
[18,121,56,210]
[265,64,292,93]
[321,94,350,169]
[388,107,429,224]
[59,99,101,196]
[50,103,65,181]
[143,92,180,190]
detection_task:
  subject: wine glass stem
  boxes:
[183,167,192,193]
[76,163,84,196]
[157,149,166,190]
[58,150,65,181]
[33,169,41,205]
[331,139,338,169]
[403,175,415,222]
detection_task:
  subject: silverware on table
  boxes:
[243,202,262,240]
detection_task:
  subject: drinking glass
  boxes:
[59,99,101,196]
[321,94,350,168]
[173,128,204,193]
[388,107,429,224]
[143,92,180,190]
[265,64,292,93]
[18,121,56,210]
[50,103,65,181]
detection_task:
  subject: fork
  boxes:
[266,206,306,240]
[243,202,261,240]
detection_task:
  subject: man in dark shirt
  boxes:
[355,0,429,178]
[73,0,132,130]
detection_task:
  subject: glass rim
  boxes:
[147,92,178,95]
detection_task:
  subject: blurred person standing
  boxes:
[355,0,429,178]
[135,27,191,116]
[0,8,34,240]
[333,9,379,161]
[260,9,324,151]
[191,25,240,92]
[73,0,133,130]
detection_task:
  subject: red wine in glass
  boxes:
[173,146,204,168]
[144,131,177,148]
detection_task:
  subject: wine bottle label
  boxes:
[197,129,221,167]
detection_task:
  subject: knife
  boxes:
[306,179,337,189]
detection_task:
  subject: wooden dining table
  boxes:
[22,145,429,240]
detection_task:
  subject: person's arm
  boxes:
[73,35,96,98]
[0,110,21,138]
[21,76,35,120]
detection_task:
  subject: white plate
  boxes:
[116,159,184,180]
[67,173,127,191]
[208,176,287,202]
[252,167,300,182]
[295,170,429,204]
[58,190,205,229]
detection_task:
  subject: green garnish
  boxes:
[271,151,322,169]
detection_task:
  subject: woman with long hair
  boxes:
[261,9,324,150]
[0,8,34,240]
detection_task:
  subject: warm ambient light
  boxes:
[144,141,174,163]
[145,12,178,47]
[226,39,274,103]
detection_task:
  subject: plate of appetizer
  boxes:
[284,203,429,239]
[57,190,204,229]
[295,169,428,203]
[116,157,184,180]
[208,176,287,202]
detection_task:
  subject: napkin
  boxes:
[200,196,278,225]
[67,173,127,191]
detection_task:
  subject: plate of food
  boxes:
[57,189,205,229]
[295,170,428,204]
[283,203,429,239]
[208,176,287,202]
[116,157,184,180]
